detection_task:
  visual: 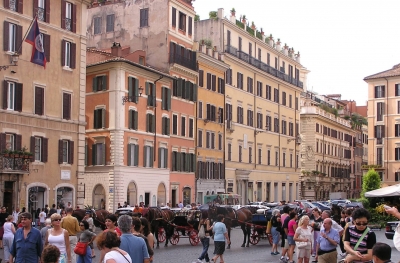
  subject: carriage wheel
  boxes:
[249,228,260,245]
[158,227,166,243]
[267,233,273,246]
[189,230,200,246]
[170,229,180,245]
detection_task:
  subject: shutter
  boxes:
[45,0,50,22]
[192,84,197,102]
[134,78,139,103]
[199,70,203,87]
[396,125,399,137]
[69,140,74,164]
[42,137,48,162]
[58,140,63,164]
[177,78,182,97]
[72,3,76,32]
[3,21,9,52]
[143,146,147,167]
[29,136,35,156]
[188,16,192,35]
[93,109,98,129]
[16,25,22,54]
[397,84,399,96]
[101,108,106,128]
[212,75,216,91]
[33,0,38,18]
[161,117,165,134]
[221,79,225,94]
[133,110,138,130]
[152,115,155,133]
[3,81,8,109]
[206,104,210,120]
[396,149,399,161]
[146,114,149,132]
[4,0,9,9]
[158,148,161,168]
[92,77,98,92]
[92,144,96,165]
[15,134,22,150]
[61,0,66,29]
[161,87,165,109]
[145,82,149,95]
[0,133,5,153]
[43,34,50,62]
[128,77,132,98]
[100,143,105,165]
[167,88,171,109]
[207,73,211,90]
[102,76,107,91]
[166,118,170,135]
[164,149,168,169]
[172,7,176,27]
[134,145,139,166]
[70,42,76,69]
[17,0,23,14]
[15,83,23,112]
[128,110,132,129]
[61,40,65,66]
[127,144,131,166]
[169,42,175,63]
[177,152,181,171]
[171,152,175,171]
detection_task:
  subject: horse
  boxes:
[208,205,253,248]
[142,207,175,248]
[72,209,109,230]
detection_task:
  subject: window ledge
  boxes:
[60,163,71,167]
[32,161,45,166]
[62,66,73,72]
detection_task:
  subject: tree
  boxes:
[361,169,381,198]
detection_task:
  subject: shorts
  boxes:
[287,235,295,245]
[284,239,289,249]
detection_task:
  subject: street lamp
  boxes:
[121,86,144,105]
[0,53,19,71]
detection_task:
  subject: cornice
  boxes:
[169,63,198,79]
[198,53,230,72]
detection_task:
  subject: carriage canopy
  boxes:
[203,194,240,205]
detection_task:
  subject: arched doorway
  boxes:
[28,186,46,221]
[93,184,105,209]
[56,186,73,209]
[157,183,166,206]
[183,187,191,206]
[126,182,137,207]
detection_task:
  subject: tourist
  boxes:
[372,242,393,263]
[131,217,154,262]
[140,218,154,251]
[315,218,340,263]
[294,215,312,263]
[60,207,80,263]
[96,231,132,263]
[77,220,96,263]
[12,208,19,224]
[45,213,71,263]
[83,212,95,258]
[196,211,212,262]
[311,208,323,257]
[211,214,230,263]
[39,208,46,229]
[270,209,281,255]
[287,211,298,263]
[104,214,122,236]
[42,245,61,263]
[40,218,52,246]
[3,215,15,263]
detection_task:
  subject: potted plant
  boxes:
[1,149,11,157]
[241,15,247,24]
[230,8,236,16]
[209,11,217,20]
[251,21,256,30]
[260,27,264,36]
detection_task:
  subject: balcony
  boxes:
[0,155,31,173]
[301,106,351,128]
[224,45,303,89]
[65,18,72,31]
[169,52,197,71]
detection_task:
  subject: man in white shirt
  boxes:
[320,210,343,235]
[12,207,20,224]
[39,208,46,229]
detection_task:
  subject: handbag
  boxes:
[198,224,205,239]
[74,241,88,256]
[395,224,400,251]
[266,219,272,234]
[295,227,311,249]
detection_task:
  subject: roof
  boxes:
[364,63,400,80]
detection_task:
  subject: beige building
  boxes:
[0,0,90,214]
[364,64,400,185]
[195,9,308,204]
[300,92,355,200]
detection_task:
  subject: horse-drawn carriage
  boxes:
[168,209,201,246]
[249,212,273,245]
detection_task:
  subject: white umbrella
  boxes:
[364,184,400,197]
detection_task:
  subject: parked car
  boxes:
[338,202,364,209]
[265,204,300,221]
[114,207,135,217]
[293,201,316,217]
[311,202,331,211]
[330,199,351,206]
[385,221,399,239]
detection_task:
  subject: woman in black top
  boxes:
[311,208,323,257]
[270,209,282,255]
[197,211,213,262]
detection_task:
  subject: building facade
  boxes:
[300,92,354,200]
[196,44,229,203]
[0,0,89,214]
[86,0,197,207]
[195,9,308,204]
[364,64,400,186]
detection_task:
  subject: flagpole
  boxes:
[16,15,38,55]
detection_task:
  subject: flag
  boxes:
[25,18,46,68]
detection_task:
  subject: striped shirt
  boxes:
[344,225,376,263]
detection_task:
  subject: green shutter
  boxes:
[127,144,131,166]
[128,110,132,129]
[167,88,171,110]
[134,145,139,166]
[191,154,196,172]
[102,143,106,165]
[93,109,98,128]
[102,76,107,91]
[145,82,149,95]
[143,146,147,167]
[177,78,182,97]
[176,152,181,171]
[185,81,191,100]
[92,145,96,165]
[101,108,106,128]
[128,77,133,99]
[152,115,156,133]
[192,84,198,101]
[150,146,154,167]
[161,117,165,134]
[172,152,176,171]
[161,87,166,110]
[134,78,139,103]
[164,149,168,169]
[92,77,98,92]
[146,114,149,132]
[186,153,190,172]
[158,147,162,168]
[133,111,138,130]
[166,118,170,135]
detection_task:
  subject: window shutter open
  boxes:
[92,144,96,165]
[101,108,106,128]
[127,144,131,166]
[61,0,66,29]
[102,143,106,165]
[43,34,50,62]
[17,0,23,14]
[15,134,22,150]
[188,16,192,35]
[61,40,66,66]
[172,7,176,27]
[102,76,107,91]
[92,77,98,92]
[68,140,74,164]
[397,84,399,96]
[72,3,76,32]
[33,0,38,19]
[396,148,399,161]
[158,148,162,168]
[42,137,48,162]
[4,0,9,9]
[167,88,171,109]
[146,114,149,132]
[45,0,50,22]
[212,75,216,91]
[58,140,63,164]
[70,42,76,69]
[143,146,147,167]
[3,21,10,52]
[134,145,139,166]
[145,82,149,95]
[134,78,139,103]
[3,81,8,109]
[166,118,170,135]
[152,115,155,133]
[128,110,132,129]
[133,111,138,130]
[30,136,35,155]
[15,83,23,112]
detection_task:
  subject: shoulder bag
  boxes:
[198,224,205,239]
[74,235,88,256]
[114,249,131,263]
[295,227,310,249]
[266,218,272,234]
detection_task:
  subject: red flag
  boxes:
[25,18,46,68]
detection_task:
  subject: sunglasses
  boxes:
[80,224,84,226]
[52,219,61,222]
[354,222,368,226]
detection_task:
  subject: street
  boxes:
[0,227,398,263]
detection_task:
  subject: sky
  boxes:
[193,0,400,105]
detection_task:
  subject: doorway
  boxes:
[145,192,150,207]
[127,182,137,207]
[3,181,13,214]
[171,189,176,207]
[92,184,105,209]
[157,183,166,206]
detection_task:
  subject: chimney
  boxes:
[111,42,122,57]
[217,8,224,19]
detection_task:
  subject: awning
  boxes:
[364,184,400,197]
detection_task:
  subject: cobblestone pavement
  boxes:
[0,227,399,263]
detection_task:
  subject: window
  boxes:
[143,146,154,167]
[127,77,140,103]
[4,22,22,52]
[249,147,252,163]
[282,152,286,167]
[206,104,216,121]
[374,85,385,98]
[376,148,383,165]
[282,120,287,135]
[140,9,149,27]
[396,148,400,161]
[226,69,232,85]
[290,153,293,168]
[92,143,105,165]
[377,102,384,121]
[217,78,224,94]
[5,134,16,151]
[239,145,242,162]
[30,136,48,162]
[289,94,292,108]
[62,1,76,32]
[266,116,271,131]
[158,148,168,168]
[247,77,253,93]
[237,73,243,89]
[226,103,232,121]
[59,139,73,164]
[181,116,186,136]
[275,151,279,166]
[274,88,279,103]
[218,134,222,150]
[237,106,244,124]
[35,87,44,115]
[34,137,42,161]
[127,143,139,166]
[274,117,279,133]
[3,81,22,112]
[146,82,156,107]
[398,101,400,114]
[199,70,204,87]
[62,92,71,120]
[227,143,232,161]
[172,115,178,135]
[247,110,253,127]
[211,133,215,149]
[92,76,107,92]
[146,114,155,133]
[396,124,400,137]
[106,14,114,32]
[198,130,203,147]
[198,101,203,119]
[218,108,224,123]
[289,122,294,136]
[179,12,186,31]
[396,172,400,182]
[129,110,138,130]
[206,132,210,148]
[267,150,271,165]
[93,108,106,129]
[189,118,194,138]
[257,113,263,129]
[4,0,23,13]
[295,97,299,110]
[258,149,262,164]
[282,92,286,106]
[161,87,171,110]
[62,40,76,68]
[93,17,101,35]
[171,77,197,100]
[256,81,263,97]
[188,16,193,35]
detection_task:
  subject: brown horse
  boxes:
[72,209,109,230]
[142,207,175,248]
[208,205,253,248]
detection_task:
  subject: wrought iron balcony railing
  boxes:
[37,7,45,21]
[65,18,72,31]
[0,155,31,173]
[169,53,197,71]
